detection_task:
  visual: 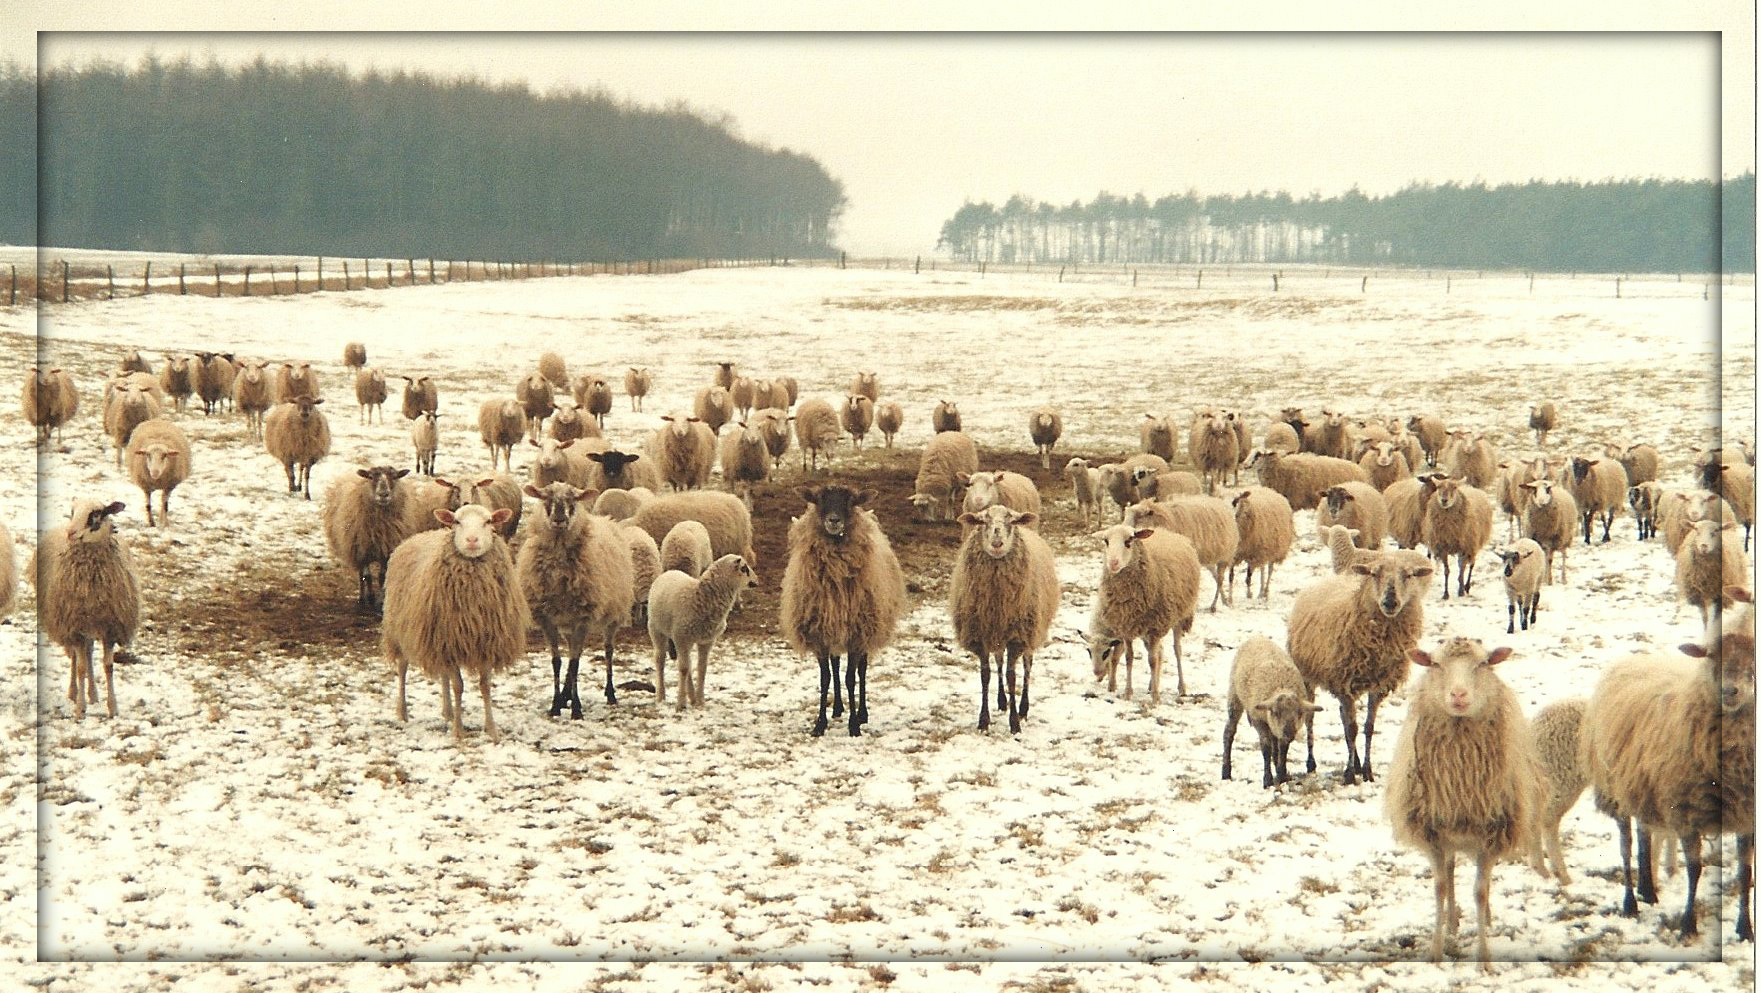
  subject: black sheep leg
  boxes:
[854,651,869,727]
[1617,817,1638,916]
[1222,700,1240,780]
[1361,692,1382,782]
[1005,644,1022,734]
[1679,831,1703,939]
[538,617,565,716]
[812,651,831,737]
[830,654,844,719]
[1260,739,1274,789]
[1636,827,1658,904]
[977,649,992,731]
[845,651,861,737]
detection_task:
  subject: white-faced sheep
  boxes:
[593,486,655,522]
[1385,637,1543,969]
[584,448,662,494]
[272,361,319,405]
[1140,413,1177,462]
[628,491,759,575]
[1299,408,1349,460]
[850,370,880,402]
[1288,550,1433,784]
[33,499,140,719]
[24,367,79,448]
[1422,477,1495,599]
[323,466,414,610]
[1384,473,1441,551]
[1388,424,1427,476]
[1223,636,1323,788]
[1360,441,1413,493]
[1351,417,1392,460]
[840,394,875,448]
[1407,414,1448,467]
[1675,520,1747,626]
[1065,457,1103,527]
[713,361,737,390]
[1318,481,1390,551]
[782,485,907,736]
[1248,448,1370,512]
[1495,457,1547,542]
[353,367,388,425]
[932,399,962,434]
[649,554,756,710]
[694,385,734,435]
[1563,455,1629,545]
[537,351,567,391]
[1628,480,1664,541]
[517,482,635,717]
[1579,627,1755,941]
[1529,402,1558,448]
[159,354,196,411]
[624,367,652,412]
[1319,523,1378,575]
[951,505,1059,733]
[660,520,714,578]
[124,419,191,528]
[516,372,555,443]
[719,420,769,508]
[382,503,527,740]
[754,408,793,469]
[1700,459,1756,552]
[192,351,234,415]
[1445,431,1500,491]
[529,437,594,492]
[794,397,841,473]
[400,375,438,420]
[910,430,980,521]
[264,396,331,499]
[1229,486,1294,600]
[233,361,272,437]
[343,341,367,368]
[411,411,439,476]
[1520,478,1578,584]
[1500,538,1544,633]
[1028,408,1063,469]
[651,414,717,490]
[547,400,594,444]
[961,470,1042,525]
[1660,489,1736,558]
[478,398,524,472]
[1191,412,1240,494]
[1528,697,1588,885]
[1126,496,1238,612]
[103,382,162,467]
[1087,523,1200,701]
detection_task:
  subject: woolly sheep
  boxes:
[1351,417,1392,460]
[382,503,527,740]
[1386,637,1543,969]
[159,354,196,412]
[713,361,737,390]
[1263,420,1301,455]
[593,486,656,522]
[1562,455,1628,545]
[840,394,875,448]
[1407,414,1448,467]
[719,420,769,508]
[1385,473,1442,550]
[740,378,768,417]
[346,366,386,426]
[651,414,717,490]
[1500,538,1545,633]
[694,385,734,435]
[478,398,524,472]
[1528,697,1588,885]
[1318,481,1389,550]
[440,474,525,537]
[33,499,140,719]
[1087,523,1200,701]
[400,375,438,421]
[124,418,191,528]
[660,520,714,578]
[781,486,907,736]
[875,401,905,448]
[1529,402,1558,448]
[411,411,439,476]
[629,491,759,574]
[579,376,614,428]
[1495,457,1547,543]
[850,370,880,403]
[1319,523,1378,575]
[1248,448,1370,512]
[530,437,594,491]
[103,382,162,467]
[754,408,793,469]
[264,397,330,499]
[1607,440,1660,487]
[538,351,568,391]
[950,505,1059,733]
[1445,431,1499,491]
[1311,409,1356,460]
[1136,469,1202,502]
[775,376,800,407]
[1191,411,1240,494]
[23,366,78,448]
[911,431,980,521]
[1701,460,1756,552]
[1520,478,1578,584]
[1360,441,1413,493]
[1095,464,1132,524]
[1287,550,1433,784]
[516,372,556,442]
[932,399,961,434]
[1660,489,1736,558]
[1028,408,1063,469]
[233,361,272,437]
[192,351,234,415]
[545,400,591,444]
[961,470,1042,525]
[1065,457,1102,527]
[1628,480,1663,542]
[1422,477,1495,599]
[624,366,652,412]
[1229,486,1295,600]
[1140,413,1177,462]
[1126,496,1239,612]
[1223,636,1322,788]
[622,521,661,626]
[1675,520,1747,626]
[1388,424,1427,476]
[342,341,367,368]
[120,349,152,374]
[649,554,756,710]
[323,466,414,610]
[272,361,319,405]
[794,397,841,473]
[518,482,636,717]
[585,449,663,495]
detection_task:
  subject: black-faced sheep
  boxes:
[1627,480,1663,541]
[1223,636,1322,787]
[192,351,234,415]
[1087,523,1200,701]
[1500,538,1544,633]
[124,419,191,528]
[585,449,663,495]
[264,396,330,499]
[518,482,635,717]
[713,361,737,390]
[932,399,961,434]
[950,505,1059,733]
[1028,408,1063,469]
[650,554,756,710]
[1563,455,1628,545]
[32,499,140,719]
[1318,481,1389,550]
[579,376,614,428]
[1700,459,1755,552]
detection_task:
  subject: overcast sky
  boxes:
[23,30,1752,256]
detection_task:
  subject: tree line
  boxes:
[937,176,1756,274]
[0,57,847,261]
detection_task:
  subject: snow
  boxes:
[1,260,1755,991]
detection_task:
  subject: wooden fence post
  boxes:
[1196,270,1202,289]
[386,262,393,286]
[407,259,415,284]
[7,264,13,306]
[214,264,221,297]
[244,266,252,296]
[1361,276,1368,293]
[429,259,436,284]
[1271,272,1280,292]
[1132,269,1138,287]
[143,262,151,296]
[1445,276,1451,294]
[1615,277,1622,299]
[316,257,323,291]
[293,265,300,294]
[179,263,186,295]
[106,264,116,298]
[914,255,921,275]
[1528,273,1534,293]
[363,259,370,288]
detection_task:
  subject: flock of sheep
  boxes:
[18,339,1759,966]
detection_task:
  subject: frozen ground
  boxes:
[0,261,1754,991]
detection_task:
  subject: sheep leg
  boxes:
[831,655,845,718]
[1617,817,1639,916]
[649,633,667,707]
[812,651,832,737]
[1601,509,1613,543]
[446,671,464,741]
[1737,833,1754,941]
[143,489,156,527]
[1259,735,1275,789]
[538,617,566,716]
[1304,708,1317,773]
[693,641,709,707]
[1019,654,1031,719]
[67,644,86,719]
[1459,554,1474,595]
[844,650,860,736]
[284,460,297,493]
[160,490,171,527]
[1429,849,1451,963]
[1223,704,1245,783]
[977,650,992,731]
[854,650,871,726]
[1507,599,1516,635]
[1004,644,1022,734]
[396,662,409,722]
[1473,851,1494,970]
[1339,698,1362,784]
[1581,511,1593,546]
[1260,563,1272,600]
[1678,831,1704,939]
[1172,629,1187,698]
[677,640,692,710]
[1360,692,1383,782]
[1546,816,1570,885]
[101,641,118,718]
[478,670,497,740]
[1146,636,1164,704]
[1209,565,1226,611]
[994,654,1008,712]
[601,628,619,714]
[1438,555,1452,601]
[1636,827,1659,904]
[1276,736,1294,785]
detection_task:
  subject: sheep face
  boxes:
[437,504,511,558]
[1352,554,1432,618]
[799,485,873,542]
[1252,690,1322,746]
[1408,637,1514,719]
[523,372,549,394]
[1094,524,1154,576]
[356,466,411,508]
[1523,478,1556,508]
[1570,457,1597,483]
[960,505,1036,559]
[587,449,639,476]
[661,414,699,438]
[707,553,758,590]
[1500,542,1539,578]
[497,399,521,421]
[70,498,126,541]
[138,444,181,482]
[1088,635,1123,680]
[1432,478,1466,511]
[1375,442,1398,467]
[522,481,594,530]
[241,363,265,385]
[535,438,573,473]
[1679,632,1756,715]
[1688,519,1736,558]
[292,396,325,420]
[1324,486,1355,516]
[1065,457,1089,475]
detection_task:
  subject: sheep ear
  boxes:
[585,452,606,464]
[855,489,877,506]
[1088,529,1109,541]
[1350,562,1375,576]
[955,472,971,485]
[434,509,457,526]
[1307,701,1325,713]
[1249,702,1271,718]
[522,484,543,498]
[311,398,324,405]
[1679,643,1709,659]
[1407,649,1434,667]
[1012,512,1039,527]
[576,488,599,503]
[1727,586,1754,604]
[433,476,453,488]
[103,501,126,516]
[797,486,819,505]
[356,469,373,479]
[1485,647,1515,666]
[957,512,981,526]
[489,508,513,525]
[660,415,674,422]
[558,439,574,450]
[1133,529,1154,541]
[1409,566,1434,578]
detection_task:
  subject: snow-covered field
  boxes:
[2,263,1754,991]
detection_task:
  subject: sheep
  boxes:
[33,499,140,719]
[478,399,524,472]
[910,430,980,521]
[233,361,272,437]
[1028,408,1063,469]
[547,399,593,443]
[628,491,759,574]
[123,419,191,528]
[1248,448,1370,512]
[1520,478,1578,584]
[1529,402,1558,447]
[1308,408,1355,460]
[103,382,162,467]
[1563,455,1628,545]
[1118,453,1173,500]
[1191,411,1240,494]
[1136,469,1202,502]
[158,353,195,411]
[775,376,799,407]
[1500,538,1545,633]
[322,466,415,610]
[23,366,78,448]
[192,351,234,415]
[932,399,962,433]
[1319,523,1379,575]
[342,341,367,368]
[1407,414,1449,467]
[1126,496,1238,611]
[730,376,756,418]
[1627,480,1664,541]
[1445,431,1500,490]
[651,414,717,490]
[400,375,438,420]
[1528,697,1589,885]
[585,449,663,495]
[794,397,842,473]
[719,420,769,508]
[694,385,734,435]
[754,408,793,469]
[1087,523,1200,701]
[1360,441,1413,493]
[1065,457,1102,527]
[1607,440,1660,487]
[516,372,555,442]
[353,367,388,425]
[1387,424,1427,477]
[1675,520,1747,626]
[272,361,319,405]
[660,520,714,578]
[539,351,568,391]
[1094,464,1132,523]
[1351,417,1392,460]
[593,486,656,522]
[960,470,1042,524]
[1422,477,1495,599]
[382,503,528,740]
[411,411,439,476]
[713,361,737,390]
[782,485,908,736]
[264,396,331,499]
[1263,420,1301,455]
[621,522,661,626]
[1579,628,1756,941]
[624,366,652,412]
[840,394,875,448]
[579,376,614,428]
[529,437,595,493]
[1140,413,1177,462]
[1701,460,1756,552]
[1495,457,1547,542]
[1317,481,1390,551]
[1385,472,1443,550]
[649,554,757,710]
[1385,637,1543,969]
[849,370,880,403]
[1224,410,1252,482]
[1287,550,1434,784]
[876,401,905,448]
[1279,406,1310,449]
[516,482,636,717]
[1660,489,1737,557]
[950,505,1059,733]
[435,474,525,537]
[1223,636,1323,788]
[1226,486,1294,600]
[120,349,152,374]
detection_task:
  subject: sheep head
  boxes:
[799,484,873,542]
[1408,637,1514,719]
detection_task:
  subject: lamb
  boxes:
[1579,628,1756,941]
[538,351,568,391]
[400,375,438,420]
[1222,636,1322,787]
[23,366,79,448]
[949,505,1060,733]
[932,399,962,433]
[158,353,195,411]
[651,414,717,490]
[33,499,140,719]
[1660,489,1737,558]
[517,482,636,717]
[593,486,655,522]
[1700,460,1756,552]
[781,485,908,736]
[840,394,875,448]
[649,554,757,710]
[1421,477,1495,599]
[411,411,439,475]
[1125,496,1238,611]
[960,470,1042,523]
[342,341,367,368]
[578,376,614,427]
[478,399,525,472]
[1360,441,1412,493]
[1028,408,1063,469]
[1385,472,1443,550]
[1317,481,1390,550]
[850,370,880,402]
[1263,420,1301,455]
[1191,411,1240,494]
[1445,431,1500,490]
[713,361,737,390]
[1528,697,1589,885]
[1287,550,1433,784]
[1319,523,1379,574]
[719,420,770,508]
[1520,478,1578,584]
[516,372,556,443]
[263,396,331,499]
[754,408,793,468]
[876,401,905,448]
[585,449,663,494]
[1407,414,1448,467]
[192,351,234,415]
[1248,448,1370,512]
[272,361,319,405]
[628,491,758,572]
[1086,523,1200,701]
[1627,480,1663,541]
[1563,455,1628,544]
[232,361,272,437]
[793,397,841,473]
[547,400,593,443]
[322,466,414,610]
[1674,520,1747,626]
[694,385,734,435]
[624,366,652,412]
[1529,402,1558,447]
[1226,486,1295,600]
[354,367,388,425]
[1385,637,1544,969]
[621,522,661,625]
[1136,469,1202,501]
[1065,457,1102,527]
[124,419,192,528]
[1495,457,1547,542]
[660,520,714,577]
[1500,538,1545,632]
[1140,413,1177,462]
[382,503,528,740]
[1608,440,1660,487]
[910,430,980,521]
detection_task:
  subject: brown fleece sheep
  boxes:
[1318,481,1390,550]
[650,414,716,490]
[1028,408,1063,469]
[624,366,652,412]
[1422,477,1494,599]
[1190,411,1240,494]
[516,372,555,443]
[694,385,734,435]
[34,499,140,719]
[1675,520,1747,626]
[1140,413,1177,462]
[950,505,1060,734]
[158,354,196,411]
[478,398,524,472]
[932,399,962,433]
[518,482,636,717]
[1528,402,1558,448]
[961,471,1042,525]
[1520,478,1578,584]
[1701,460,1756,553]
[794,397,841,473]
[1407,414,1448,467]
[1561,455,1629,545]
[1230,485,1295,601]
[910,430,980,521]
[850,370,880,403]
[629,491,758,573]
[1360,441,1413,493]
[342,341,367,368]
[124,419,192,528]
[23,366,78,448]
[719,420,770,508]
[1088,523,1200,702]
[232,362,273,437]
[322,466,414,610]
[400,375,438,420]
[264,397,330,499]
[271,361,319,405]
[538,351,568,391]
[1444,431,1500,491]
[1385,474,1441,549]
[1249,448,1370,512]
[840,394,875,448]
[352,367,388,425]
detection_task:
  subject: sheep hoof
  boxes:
[1621,893,1639,917]
[847,723,861,737]
[811,718,827,737]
